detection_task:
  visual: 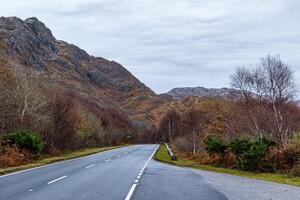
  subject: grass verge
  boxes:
[154,144,300,187]
[0,145,127,176]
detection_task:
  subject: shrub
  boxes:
[229,136,276,172]
[277,144,300,171]
[0,144,31,167]
[8,130,44,154]
[229,138,252,155]
[204,136,227,155]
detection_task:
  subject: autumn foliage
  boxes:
[142,55,300,175]
[0,65,134,167]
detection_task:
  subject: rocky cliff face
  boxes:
[165,87,237,100]
[0,16,156,125]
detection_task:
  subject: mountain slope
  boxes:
[0,16,156,126]
[165,86,237,100]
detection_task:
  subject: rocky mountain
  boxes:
[0,16,157,127]
[1,16,238,129]
[165,87,237,100]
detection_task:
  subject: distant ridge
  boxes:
[165,86,237,100]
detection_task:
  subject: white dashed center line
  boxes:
[105,159,111,162]
[86,164,95,169]
[47,175,67,185]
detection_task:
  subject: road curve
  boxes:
[0,145,226,200]
[1,145,298,200]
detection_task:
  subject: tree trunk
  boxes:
[192,130,196,155]
[168,121,172,143]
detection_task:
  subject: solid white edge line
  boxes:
[125,184,137,200]
[47,175,67,184]
[124,145,159,200]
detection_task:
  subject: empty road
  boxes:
[0,145,299,200]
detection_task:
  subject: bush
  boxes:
[8,130,44,154]
[204,136,227,155]
[229,136,276,172]
[276,144,300,171]
[229,138,252,155]
[0,144,31,167]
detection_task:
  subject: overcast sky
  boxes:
[2,0,300,93]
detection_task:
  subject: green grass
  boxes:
[155,144,300,187]
[0,145,127,175]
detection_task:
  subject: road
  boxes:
[0,145,299,200]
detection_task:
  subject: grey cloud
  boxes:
[1,0,300,94]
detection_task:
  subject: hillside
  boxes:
[165,87,237,100]
[0,17,236,129]
[0,17,159,127]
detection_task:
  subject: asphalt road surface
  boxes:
[0,145,299,200]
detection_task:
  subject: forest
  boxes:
[141,55,300,176]
[0,65,134,167]
[1,55,299,177]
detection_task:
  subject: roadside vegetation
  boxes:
[155,144,300,186]
[0,64,133,169]
[145,55,300,180]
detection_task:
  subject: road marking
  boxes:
[0,146,129,178]
[47,175,67,184]
[124,152,128,155]
[124,145,159,200]
[86,164,95,169]
[138,173,142,176]
[28,189,34,192]
[105,159,111,162]
[125,184,137,200]
[117,155,121,158]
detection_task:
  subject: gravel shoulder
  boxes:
[192,168,300,200]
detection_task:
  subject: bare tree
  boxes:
[259,55,296,148]
[12,75,50,127]
[183,108,208,154]
[159,109,181,143]
[231,55,296,148]
[231,66,262,137]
